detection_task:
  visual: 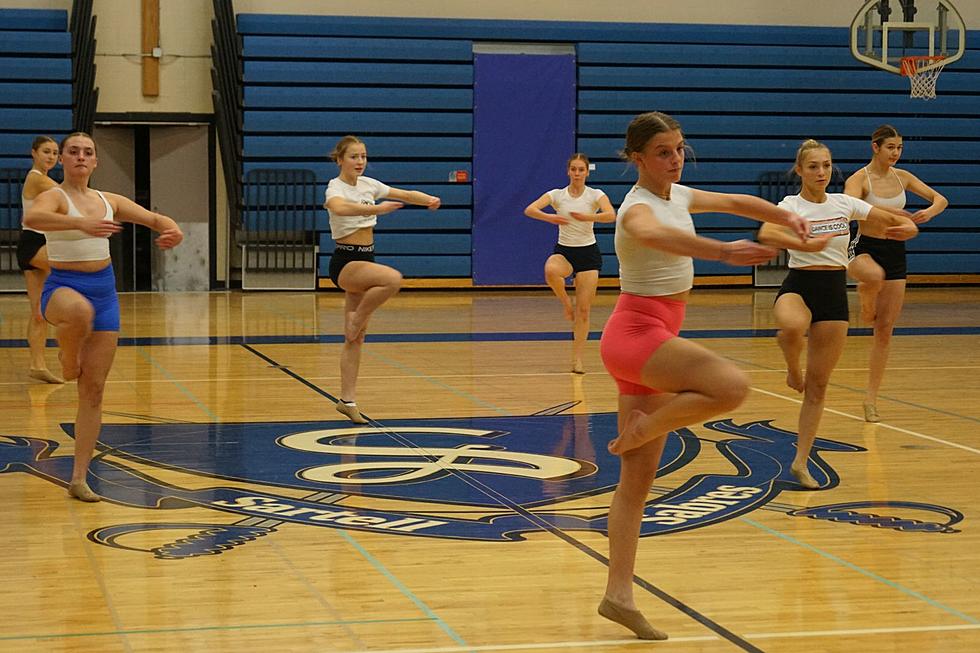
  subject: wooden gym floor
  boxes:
[0,286,978,652]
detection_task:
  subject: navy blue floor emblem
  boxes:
[0,412,961,558]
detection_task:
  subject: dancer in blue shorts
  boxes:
[24,132,183,502]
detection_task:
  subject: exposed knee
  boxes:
[77,379,105,407]
[705,368,750,412]
[803,378,830,403]
[575,304,590,322]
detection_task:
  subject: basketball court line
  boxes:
[1,323,979,349]
[234,341,978,646]
[741,518,979,625]
[0,617,437,645]
[749,386,980,456]
[243,344,766,653]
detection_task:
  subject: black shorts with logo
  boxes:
[329,244,375,289]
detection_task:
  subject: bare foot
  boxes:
[790,463,819,490]
[598,597,668,640]
[68,480,101,502]
[857,283,877,323]
[607,409,647,455]
[785,369,805,393]
[571,360,585,375]
[58,350,81,381]
[29,368,65,384]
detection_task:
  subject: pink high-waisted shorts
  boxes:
[599,292,686,395]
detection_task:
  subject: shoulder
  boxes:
[585,186,606,199]
[671,183,694,206]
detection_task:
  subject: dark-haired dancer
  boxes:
[844,125,947,422]
[760,139,917,490]
[17,136,62,383]
[25,132,183,502]
[525,153,614,374]
[323,135,441,424]
[597,112,810,641]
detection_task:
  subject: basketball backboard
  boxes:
[850,0,966,75]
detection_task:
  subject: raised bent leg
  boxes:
[848,254,885,324]
[42,286,94,382]
[609,337,750,455]
[544,255,574,322]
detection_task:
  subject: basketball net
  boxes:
[900,56,946,100]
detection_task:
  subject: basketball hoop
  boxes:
[900,55,946,100]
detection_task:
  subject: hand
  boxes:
[569,211,593,222]
[784,213,810,242]
[376,201,404,215]
[720,239,779,266]
[911,209,933,224]
[155,227,183,249]
[798,234,834,252]
[885,222,918,241]
[426,196,441,210]
[79,218,123,237]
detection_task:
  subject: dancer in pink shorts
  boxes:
[596,112,811,641]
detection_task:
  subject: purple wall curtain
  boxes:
[472,53,576,285]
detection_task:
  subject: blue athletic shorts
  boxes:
[41,264,120,332]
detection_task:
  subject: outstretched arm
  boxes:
[23,188,123,237]
[758,223,832,252]
[524,192,567,225]
[386,187,441,210]
[864,206,918,241]
[688,189,810,242]
[623,203,777,266]
[325,196,404,217]
[107,193,183,249]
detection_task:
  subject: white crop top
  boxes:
[777,193,872,268]
[547,185,606,247]
[615,183,696,296]
[44,187,114,262]
[324,176,392,240]
[21,169,44,234]
[863,167,906,209]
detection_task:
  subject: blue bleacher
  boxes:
[0,9,73,238]
[238,13,980,284]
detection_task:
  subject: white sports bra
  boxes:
[44,187,114,262]
[863,167,906,210]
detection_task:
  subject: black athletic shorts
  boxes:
[329,243,375,289]
[776,268,849,323]
[16,229,46,271]
[853,235,907,280]
[553,242,602,274]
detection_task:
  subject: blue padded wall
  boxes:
[237,14,980,284]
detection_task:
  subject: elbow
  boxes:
[23,212,40,230]
[523,206,535,218]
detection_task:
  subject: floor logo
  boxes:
[0,413,961,558]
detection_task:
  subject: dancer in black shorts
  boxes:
[323,135,441,424]
[17,136,62,383]
[760,140,917,489]
[844,125,948,421]
[524,153,614,373]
